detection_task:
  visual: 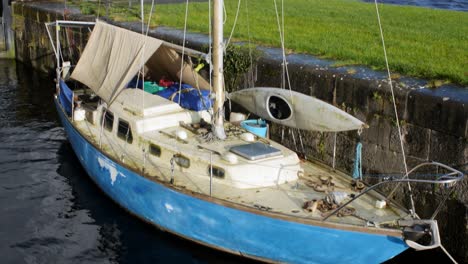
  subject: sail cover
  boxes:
[71,21,163,104]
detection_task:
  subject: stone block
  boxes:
[334,76,354,108]
[351,78,371,112]
[360,115,380,145]
[361,143,406,175]
[429,130,467,167]
[407,88,467,137]
[256,58,282,87]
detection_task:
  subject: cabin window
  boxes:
[117,119,133,144]
[267,95,292,120]
[103,109,114,132]
[174,154,190,168]
[208,166,225,179]
[149,144,161,157]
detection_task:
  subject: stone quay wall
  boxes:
[12,2,467,262]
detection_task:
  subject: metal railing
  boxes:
[322,162,465,221]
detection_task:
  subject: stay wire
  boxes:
[225,0,242,50]
[178,0,190,105]
[245,0,254,87]
[373,0,415,216]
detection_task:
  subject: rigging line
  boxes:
[440,244,458,264]
[209,0,213,94]
[273,0,293,97]
[97,0,101,19]
[225,0,241,50]
[373,0,415,215]
[141,0,145,34]
[145,0,156,36]
[280,0,284,89]
[178,0,190,105]
[245,0,254,87]
[223,1,227,24]
[142,0,157,173]
[134,0,145,117]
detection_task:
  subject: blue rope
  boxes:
[352,142,362,179]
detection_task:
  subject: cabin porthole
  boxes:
[174,154,190,168]
[267,95,292,120]
[117,118,133,144]
[102,109,114,132]
[208,166,225,179]
[149,144,161,157]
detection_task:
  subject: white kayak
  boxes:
[228,87,366,132]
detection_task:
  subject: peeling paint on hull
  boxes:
[55,98,408,263]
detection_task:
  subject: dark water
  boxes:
[0,59,456,263]
[0,60,253,264]
[363,0,468,12]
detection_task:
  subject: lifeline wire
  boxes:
[373,0,415,216]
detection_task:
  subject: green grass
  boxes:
[77,0,468,86]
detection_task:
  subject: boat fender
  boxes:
[175,130,188,141]
[222,153,238,164]
[240,132,255,142]
[229,112,247,124]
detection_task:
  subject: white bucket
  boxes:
[229,112,246,124]
[74,107,86,121]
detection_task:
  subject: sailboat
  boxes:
[45,1,464,263]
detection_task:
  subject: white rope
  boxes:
[245,0,254,87]
[178,0,190,105]
[273,0,292,97]
[440,244,458,264]
[223,1,227,24]
[373,0,415,215]
[142,0,157,173]
[208,0,213,94]
[225,0,242,49]
[146,1,156,34]
[97,0,101,19]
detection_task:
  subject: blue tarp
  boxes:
[155,83,212,111]
[126,77,144,89]
[59,79,73,116]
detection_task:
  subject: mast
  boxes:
[212,0,226,139]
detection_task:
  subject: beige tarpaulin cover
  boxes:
[145,46,211,90]
[71,21,163,104]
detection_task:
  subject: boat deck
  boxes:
[73,111,411,229]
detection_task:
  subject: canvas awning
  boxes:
[71,21,163,104]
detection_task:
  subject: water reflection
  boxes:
[0,59,254,264]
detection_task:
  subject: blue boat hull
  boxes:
[55,98,407,264]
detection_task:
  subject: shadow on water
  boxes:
[0,59,456,263]
[0,59,257,264]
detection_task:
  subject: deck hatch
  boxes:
[229,142,282,161]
